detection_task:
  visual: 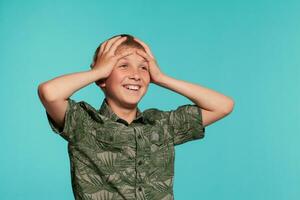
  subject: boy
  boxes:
[38,34,234,200]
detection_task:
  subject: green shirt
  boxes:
[46,98,205,200]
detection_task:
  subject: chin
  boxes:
[124,96,141,104]
[122,93,145,106]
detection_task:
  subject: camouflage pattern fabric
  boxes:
[46,98,205,200]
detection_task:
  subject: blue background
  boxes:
[1,0,299,199]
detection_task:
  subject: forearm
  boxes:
[156,74,234,113]
[38,69,103,101]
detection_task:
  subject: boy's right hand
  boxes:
[91,36,133,79]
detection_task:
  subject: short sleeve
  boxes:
[46,98,84,142]
[168,104,205,146]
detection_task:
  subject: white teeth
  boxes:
[123,85,140,91]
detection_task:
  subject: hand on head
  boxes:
[92,36,133,79]
[133,37,164,84]
[91,35,165,85]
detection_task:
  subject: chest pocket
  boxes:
[95,130,127,152]
[150,132,163,145]
[149,131,167,162]
[148,125,172,147]
[147,128,174,176]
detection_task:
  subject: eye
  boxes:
[119,64,127,68]
[140,66,148,71]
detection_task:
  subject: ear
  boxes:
[96,79,106,89]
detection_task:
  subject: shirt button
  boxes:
[138,186,142,191]
[138,135,142,139]
[138,160,143,165]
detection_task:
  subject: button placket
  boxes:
[133,126,147,187]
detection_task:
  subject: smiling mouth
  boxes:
[122,85,141,92]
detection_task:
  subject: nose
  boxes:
[128,68,141,80]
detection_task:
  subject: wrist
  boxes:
[154,73,168,85]
[89,68,107,81]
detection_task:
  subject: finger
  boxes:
[115,51,134,61]
[133,37,155,58]
[135,49,152,62]
[100,40,110,57]
[108,36,128,55]
[103,36,122,54]
[98,41,108,57]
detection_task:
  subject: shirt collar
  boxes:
[98,98,146,125]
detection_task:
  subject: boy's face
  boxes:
[100,47,150,108]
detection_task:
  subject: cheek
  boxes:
[105,72,123,88]
[109,70,124,81]
[143,72,151,83]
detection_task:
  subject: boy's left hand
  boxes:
[133,37,165,84]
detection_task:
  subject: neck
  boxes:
[106,98,137,124]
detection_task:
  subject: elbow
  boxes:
[222,98,235,115]
[37,83,46,100]
[37,83,56,102]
